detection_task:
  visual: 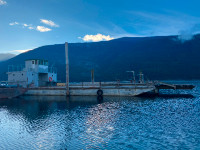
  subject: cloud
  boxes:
[28,26,34,30]
[9,22,19,26]
[177,24,200,41]
[0,0,6,5]
[23,24,28,27]
[81,33,114,42]
[127,11,200,41]
[36,26,52,32]
[40,19,59,27]
[10,22,35,30]
[36,26,51,32]
[22,24,35,30]
[9,21,53,32]
[10,49,33,54]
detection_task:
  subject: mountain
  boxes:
[0,53,15,62]
[0,34,200,82]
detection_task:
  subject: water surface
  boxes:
[0,81,200,149]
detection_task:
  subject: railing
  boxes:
[8,65,57,73]
[37,67,48,73]
[48,67,57,73]
[8,65,25,72]
[68,81,154,88]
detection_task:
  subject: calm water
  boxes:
[0,81,200,150]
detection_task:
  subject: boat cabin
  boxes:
[7,59,57,87]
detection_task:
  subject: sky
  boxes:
[1,0,200,54]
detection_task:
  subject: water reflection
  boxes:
[0,84,199,149]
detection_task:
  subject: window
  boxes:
[13,74,15,76]
[44,61,48,66]
[39,60,43,65]
[32,61,34,64]
[22,74,23,76]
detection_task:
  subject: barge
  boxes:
[0,42,195,98]
[25,82,155,96]
[0,87,27,99]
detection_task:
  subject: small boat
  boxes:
[0,85,27,99]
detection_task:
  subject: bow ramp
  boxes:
[154,81,195,90]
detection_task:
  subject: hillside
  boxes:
[1,35,200,82]
[0,53,15,62]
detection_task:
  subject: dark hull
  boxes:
[0,87,27,99]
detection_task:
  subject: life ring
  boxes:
[49,77,53,82]
[97,89,103,96]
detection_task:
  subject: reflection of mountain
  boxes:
[1,35,200,81]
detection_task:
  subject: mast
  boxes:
[65,42,70,96]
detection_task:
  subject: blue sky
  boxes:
[1,0,200,54]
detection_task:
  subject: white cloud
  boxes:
[81,33,114,42]
[23,24,34,30]
[40,19,59,27]
[23,24,28,27]
[28,26,34,30]
[9,22,19,26]
[0,0,6,5]
[9,21,51,32]
[10,49,33,54]
[36,26,52,32]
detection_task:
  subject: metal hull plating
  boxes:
[0,87,27,99]
[70,86,155,96]
[25,85,155,96]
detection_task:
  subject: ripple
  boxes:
[0,81,200,149]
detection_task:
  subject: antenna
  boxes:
[138,71,144,83]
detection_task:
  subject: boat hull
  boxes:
[70,86,155,96]
[0,87,27,99]
[25,85,155,96]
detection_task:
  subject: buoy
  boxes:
[49,77,53,82]
[97,89,103,96]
